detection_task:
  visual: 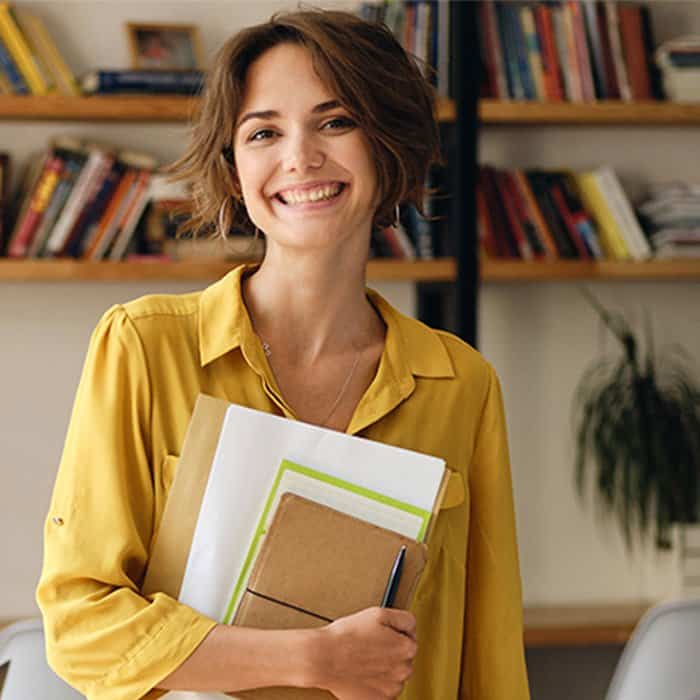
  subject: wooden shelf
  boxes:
[480,99,700,126]
[0,258,457,283]
[523,602,650,647]
[3,259,699,283]
[481,260,700,282]
[0,95,456,123]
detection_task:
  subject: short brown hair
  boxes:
[167,8,442,238]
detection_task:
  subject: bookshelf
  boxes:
[482,259,700,282]
[0,94,456,122]
[0,257,457,282]
[480,99,700,126]
[2,258,698,283]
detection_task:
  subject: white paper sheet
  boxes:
[166,403,445,700]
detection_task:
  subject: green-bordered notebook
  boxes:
[223,458,432,624]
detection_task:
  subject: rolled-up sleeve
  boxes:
[36,305,216,700]
[460,366,530,699]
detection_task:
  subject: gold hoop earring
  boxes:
[394,204,401,227]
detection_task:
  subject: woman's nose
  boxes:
[282,132,325,173]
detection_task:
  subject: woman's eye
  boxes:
[323,117,356,130]
[249,129,277,142]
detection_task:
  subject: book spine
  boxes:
[569,1,596,102]
[8,155,63,257]
[512,169,558,258]
[45,150,105,256]
[617,4,652,100]
[27,160,78,257]
[581,0,607,99]
[510,3,536,100]
[0,2,49,95]
[436,0,449,97]
[574,171,629,259]
[605,1,632,101]
[549,179,591,259]
[476,179,499,258]
[62,153,116,257]
[639,7,663,100]
[480,166,519,258]
[598,167,651,259]
[551,5,574,101]
[0,35,28,93]
[82,69,204,95]
[495,2,519,99]
[20,10,79,96]
[520,5,546,101]
[109,170,152,260]
[495,169,534,259]
[562,2,584,102]
[88,169,139,260]
[534,4,564,102]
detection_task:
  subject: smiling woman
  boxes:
[36,8,529,700]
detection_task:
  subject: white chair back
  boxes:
[606,599,700,700]
[0,619,84,699]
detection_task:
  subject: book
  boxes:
[224,457,434,623]
[44,144,111,256]
[142,395,448,626]
[107,169,153,260]
[596,166,651,259]
[617,4,652,100]
[7,154,63,257]
[81,68,204,95]
[582,0,607,99]
[605,1,632,101]
[28,152,86,257]
[0,2,50,95]
[573,170,631,260]
[0,35,28,93]
[534,3,564,101]
[520,5,546,101]
[15,9,80,96]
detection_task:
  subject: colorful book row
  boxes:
[477,165,653,261]
[2,138,164,260]
[359,0,450,97]
[479,0,663,103]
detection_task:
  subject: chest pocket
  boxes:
[440,469,465,509]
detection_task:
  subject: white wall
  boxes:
[1,1,699,626]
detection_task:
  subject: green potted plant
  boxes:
[573,288,700,551]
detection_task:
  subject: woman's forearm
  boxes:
[156,624,320,692]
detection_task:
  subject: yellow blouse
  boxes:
[37,264,529,700]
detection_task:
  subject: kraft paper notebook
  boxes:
[141,394,465,700]
[232,493,428,700]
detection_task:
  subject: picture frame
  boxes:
[126,22,203,71]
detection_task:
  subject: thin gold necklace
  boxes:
[261,338,362,427]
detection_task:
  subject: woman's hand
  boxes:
[308,606,418,699]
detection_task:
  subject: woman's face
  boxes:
[233,43,379,253]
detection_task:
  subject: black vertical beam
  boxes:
[451,1,481,346]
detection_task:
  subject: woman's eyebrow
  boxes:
[236,100,342,129]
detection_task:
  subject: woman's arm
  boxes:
[158,607,418,697]
[460,366,530,700]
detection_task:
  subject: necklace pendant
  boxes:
[262,341,272,357]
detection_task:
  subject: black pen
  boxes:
[380,545,406,608]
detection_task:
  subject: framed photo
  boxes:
[126,22,203,71]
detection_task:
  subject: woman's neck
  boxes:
[242,245,384,366]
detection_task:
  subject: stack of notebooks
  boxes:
[143,395,457,699]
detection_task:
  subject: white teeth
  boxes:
[279,183,343,205]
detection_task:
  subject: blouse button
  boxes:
[52,517,64,526]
